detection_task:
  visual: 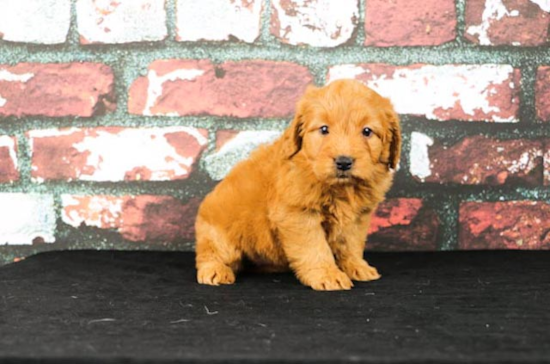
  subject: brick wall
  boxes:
[1,0,549,264]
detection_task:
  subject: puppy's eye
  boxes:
[320,125,329,135]
[362,127,373,138]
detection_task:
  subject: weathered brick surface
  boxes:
[460,201,550,249]
[205,130,282,180]
[77,0,167,44]
[62,195,200,242]
[29,127,207,182]
[364,0,456,46]
[0,63,115,118]
[465,0,550,46]
[0,193,56,245]
[128,60,313,118]
[367,198,439,251]
[410,133,545,185]
[536,66,550,122]
[270,0,358,47]
[176,0,263,42]
[1,0,550,258]
[0,136,18,183]
[328,64,521,122]
[0,0,71,44]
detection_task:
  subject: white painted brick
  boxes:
[409,132,434,182]
[530,0,550,12]
[176,0,263,42]
[61,195,123,229]
[29,127,208,182]
[0,0,71,44]
[204,130,281,180]
[76,0,167,44]
[328,64,519,122]
[0,135,17,170]
[0,194,56,245]
[271,0,358,47]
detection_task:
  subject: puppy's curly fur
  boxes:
[195,79,401,291]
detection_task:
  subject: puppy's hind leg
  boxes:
[195,221,242,286]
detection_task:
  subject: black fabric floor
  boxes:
[0,250,549,364]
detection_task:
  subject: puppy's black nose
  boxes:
[335,156,353,171]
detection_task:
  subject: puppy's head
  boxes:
[284,79,401,185]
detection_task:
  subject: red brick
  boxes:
[62,195,200,242]
[367,198,439,251]
[270,0,358,47]
[459,201,550,249]
[0,136,18,183]
[128,59,313,118]
[328,64,520,122]
[410,134,545,185]
[465,0,550,46]
[365,0,456,46]
[536,66,550,122]
[29,127,207,182]
[0,63,115,118]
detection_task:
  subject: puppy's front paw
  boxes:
[303,267,354,291]
[197,263,236,286]
[341,259,381,281]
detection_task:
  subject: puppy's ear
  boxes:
[283,85,317,159]
[381,103,401,170]
[283,113,304,159]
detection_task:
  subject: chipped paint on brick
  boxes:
[0,69,35,82]
[0,0,71,44]
[205,130,281,180]
[29,127,207,182]
[0,193,55,245]
[465,0,550,46]
[530,0,550,11]
[328,64,519,122]
[0,135,18,171]
[466,0,518,45]
[410,132,434,182]
[0,69,34,110]
[0,63,115,118]
[61,195,124,229]
[422,137,544,185]
[504,149,543,175]
[144,68,205,116]
[176,0,263,42]
[69,127,207,181]
[129,60,313,118]
[62,195,200,242]
[77,0,167,44]
[270,0,358,47]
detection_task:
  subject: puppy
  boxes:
[195,79,401,291]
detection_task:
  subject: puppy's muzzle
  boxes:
[335,156,354,171]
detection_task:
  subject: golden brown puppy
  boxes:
[195,79,401,291]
